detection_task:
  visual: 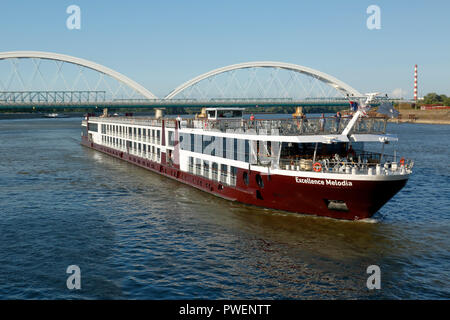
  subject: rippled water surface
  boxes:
[0,118,448,299]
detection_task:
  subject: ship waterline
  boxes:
[81,107,412,220]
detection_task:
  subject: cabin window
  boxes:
[230,167,237,186]
[190,133,194,152]
[203,160,210,177]
[188,156,194,173]
[280,142,350,160]
[88,123,98,132]
[224,138,233,160]
[179,134,183,145]
[217,110,243,118]
[256,174,264,188]
[207,110,216,118]
[233,110,243,118]
[195,158,202,175]
[194,134,203,153]
[168,131,175,146]
[245,140,250,163]
[236,139,247,162]
[222,137,226,159]
[202,135,215,156]
[243,171,249,186]
[212,162,218,181]
[220,164,228,183]
[211,137,216,156]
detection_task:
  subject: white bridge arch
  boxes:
[0,51,157,99]
[164,61,362,99]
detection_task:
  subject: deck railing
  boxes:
[90,115,387,136]
[183,117,387,136]
[91,117,163,127]
[279,150,413,176]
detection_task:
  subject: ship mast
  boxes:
[341,93,379,136]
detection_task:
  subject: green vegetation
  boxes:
[420,93,450,106]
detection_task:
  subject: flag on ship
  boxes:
[349,101,358,111]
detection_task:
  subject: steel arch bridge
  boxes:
[165,61,362,99]
[0,51,364,109]
[0,51,157,100]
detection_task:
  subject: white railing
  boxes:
[280,157,413,176]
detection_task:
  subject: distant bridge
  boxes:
[0,51,366,110]
[0,97,357,110]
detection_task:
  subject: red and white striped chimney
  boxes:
[414,64,418,102]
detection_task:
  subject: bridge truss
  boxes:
[0,51,365,110]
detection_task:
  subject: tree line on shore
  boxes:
[419,93,450,106]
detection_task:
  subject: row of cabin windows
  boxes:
[180,133,250,163]
[188,156,238,186]
[102,136,160,157]
[100,124,161,141]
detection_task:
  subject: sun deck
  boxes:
[85,115,387,136]
[184,116,387,136]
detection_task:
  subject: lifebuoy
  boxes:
[313,162,322,172]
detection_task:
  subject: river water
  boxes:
[0,117,448,299]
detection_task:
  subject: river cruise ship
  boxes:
[81,105,413,220]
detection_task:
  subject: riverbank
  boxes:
[388,109,450,125]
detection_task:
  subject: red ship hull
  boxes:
[82,137,408,220]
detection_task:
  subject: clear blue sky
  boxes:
[1,0,449,98]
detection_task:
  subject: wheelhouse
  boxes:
[206,108,244,120]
